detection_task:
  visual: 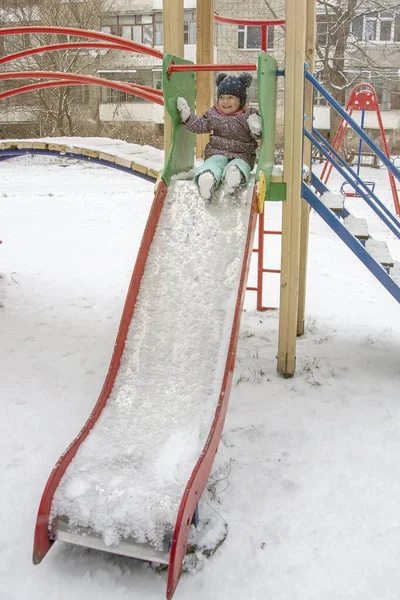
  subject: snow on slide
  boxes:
[51,179,252,553]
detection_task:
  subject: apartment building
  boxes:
[0,0,399,150]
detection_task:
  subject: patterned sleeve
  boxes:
[244,107,262,140]
[183,109,213,134]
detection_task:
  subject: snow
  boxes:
[1,152,400,600]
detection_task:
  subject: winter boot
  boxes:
[197,171,217,200]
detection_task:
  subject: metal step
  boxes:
[365,239,394,268]
[321,191,344,213]
[52,516,170,565]
[343,215,369,240]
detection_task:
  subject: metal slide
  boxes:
[33,176,258,598]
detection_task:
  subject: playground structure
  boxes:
[1,0,400,598]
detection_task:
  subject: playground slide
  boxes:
[33,176,258,599]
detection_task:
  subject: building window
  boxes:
[184,10,196,44]
[121,15,153,46]
[352,11,400,43]
[99,69,154,103]
[154,12,163,45]
[101,14,154,46]
[101,10,197,47]
[238,25,274,50]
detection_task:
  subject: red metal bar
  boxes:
[214,15,285,27]
[320,106,352,185]
[0,26,163,59]
[0,79,163,104]
[264,230,282,235]
[168,63,257,73]
[0,71,164,105]
[261,25,268,52]
[0,80,80,101]
[257,211,265,311]
[0,41,145,67]
[263,268,281,274]
[373,96,400,215]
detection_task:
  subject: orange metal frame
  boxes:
[213,15,285,311]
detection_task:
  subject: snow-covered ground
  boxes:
[1,154,399,600]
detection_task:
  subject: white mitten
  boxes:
[177,97,191,123]
[247,113,262,136]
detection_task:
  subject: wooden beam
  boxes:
[297,0,316,336]
[195,0,214,159]
[277,0,307,376]
[163,0,184,157]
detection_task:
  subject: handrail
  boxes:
[0,71,164,105]
[0,41,149,67]
[312,127,400,235]
[305,128,400,240]
[306,70,400,187]
[0,26,163,59]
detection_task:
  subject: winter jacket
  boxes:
[184,106,260,169]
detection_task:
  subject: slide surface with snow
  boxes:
[51,180,252,548]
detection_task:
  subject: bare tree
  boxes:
[0,0,110,136]
[315,0,400,137]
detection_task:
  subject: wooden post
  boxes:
[297,0,316,336]
[277,0,307,376]
[163,0,184,157]
[195,0,214,159]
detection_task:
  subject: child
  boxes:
[177,72,262,200]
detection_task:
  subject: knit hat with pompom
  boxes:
[216,72,253,108]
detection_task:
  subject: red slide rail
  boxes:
[167,189,258,598]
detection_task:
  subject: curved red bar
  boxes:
[0,41,144,66]
[0,71,164,105]
[0,26,163,59]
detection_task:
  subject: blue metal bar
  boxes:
[0,149,157,182]
[302,182,400,304]
[305,70,400,184]
[311,127,400,233]
[311,171,329,195]
[357,108,365,177]
[305,129,400,240]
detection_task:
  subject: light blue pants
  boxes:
[194,155,251,186]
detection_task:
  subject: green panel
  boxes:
[256,52,278,201]
[161,54,196,186]
[267,181,286,201]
